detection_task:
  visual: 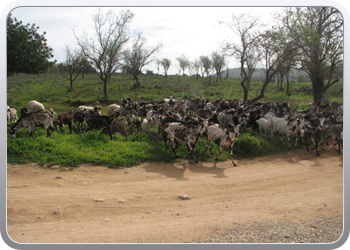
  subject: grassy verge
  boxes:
[7,127,295,169]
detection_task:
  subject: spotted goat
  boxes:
[8,110,55,138]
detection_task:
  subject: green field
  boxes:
[7,73,343,168]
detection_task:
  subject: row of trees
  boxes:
[221,7,343,104]
[155,52,226,84]
[7,7,343,103]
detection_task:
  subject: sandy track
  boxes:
[7,148,343,243]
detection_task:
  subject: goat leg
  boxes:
[185,142,198,163]
[229,146,237,167]
[216,146,223,161]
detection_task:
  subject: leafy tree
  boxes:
[160,58,171,78]
[7,14,55,76]
[123,33,162,88]
[74,9,134,98]
[176,54,190,76]
[199,55,213,84]
[282,7,343,103]
[211,51,226,83]
[193,60,201,79]
[155,59,162,75]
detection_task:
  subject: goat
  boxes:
[204,123,224,155]
[185,98,208,114]
[325,124,343,154]
[255,118,273,135]
[28,100,45,112]
[85,114,116,132]
[160,114,200,146]
[131,114,141,131]
[301,124,323,156]
[107,104,121,116]
[7,107,18,124]
[8,110,55,138]
[79,105,100,115]
[141,118,151,132]
[164,120,208,163]
[217,108,243,128]
[71,109,87,133]
[205,123,240,166]
[54,111,73,134]
[273,117,299,149]
[106,113,130,139]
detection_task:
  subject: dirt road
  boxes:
[6,148,343,243]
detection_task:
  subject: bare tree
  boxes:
[61,45,84,90]
[222,13,261,103]
[74,9,134,98]
[123,33,162,88]
[249,27,298,103]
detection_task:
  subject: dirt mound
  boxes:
[6,147,343,244]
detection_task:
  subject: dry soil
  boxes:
[6,147,344,244]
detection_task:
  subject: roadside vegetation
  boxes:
[7,73,343,168]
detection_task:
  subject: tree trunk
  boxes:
[249,78,271,103]
[225,69,229,80]
[133,74,142,88]
[310,70,325,103]
[286,74,290,94]
[312,81,325,103]
[103,79,108,98]
[240,79,248,104]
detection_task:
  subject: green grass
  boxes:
[7,126,298,168]
[7,73,343,168]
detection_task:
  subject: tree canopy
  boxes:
[7,14,55,76]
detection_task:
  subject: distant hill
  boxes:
[216,68,308,82]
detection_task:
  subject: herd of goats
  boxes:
[7,97,343,166]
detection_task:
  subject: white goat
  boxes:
[7,107,18,124]
[131,114,141,131]
[141,118,151,132]
[205,123,224,154]
[79,105,101,115]
[255,118,273,135]
[28,100,45,112]
[107,104,121,116]
[273,117,299,149]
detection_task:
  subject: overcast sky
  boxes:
[8,6,339,75]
